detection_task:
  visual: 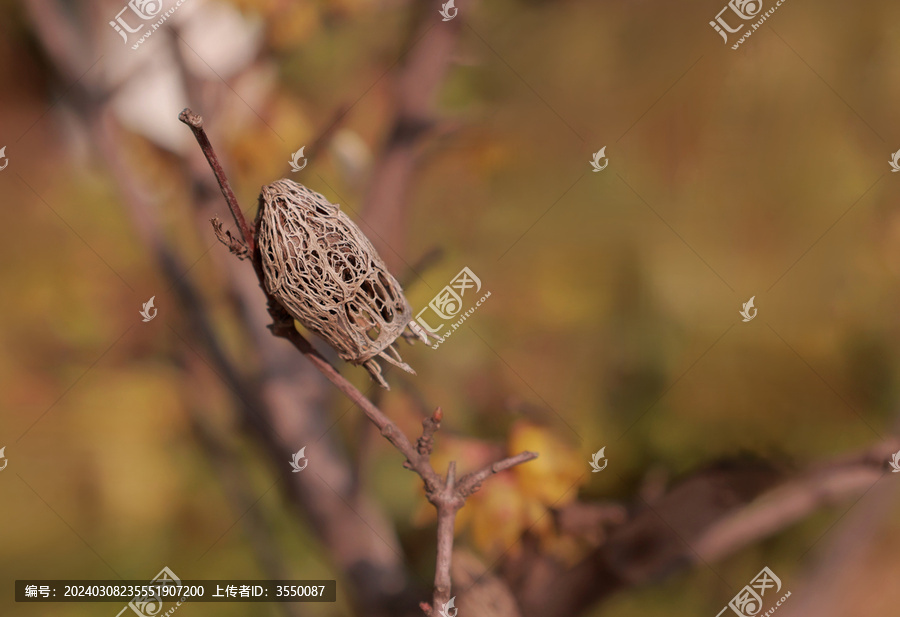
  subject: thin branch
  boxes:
[433,502,461,615]
[270,314,444,491]
[182,364,302,617]
[360,4,464,272]
[178,108,255,255]
[179,108,538,615]
[458,451,540,498]
[692,438,900,563]
[401,246,445,289]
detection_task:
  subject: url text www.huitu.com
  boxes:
[109,0,192,49]
[430,292,492,350]
[731,0,788,50]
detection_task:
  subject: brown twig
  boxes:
[457,452,540,498]
[178,108,256,256]
[178,107,538,614]
[360,4,464,272]
[431,461,463,616]
[691,438,900,563]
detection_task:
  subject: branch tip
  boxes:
[178,107,203,128]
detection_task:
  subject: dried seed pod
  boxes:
[256,179,427,388]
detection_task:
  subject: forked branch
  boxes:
[178,108,538,615]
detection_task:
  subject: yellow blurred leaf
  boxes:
[509,421,584,508]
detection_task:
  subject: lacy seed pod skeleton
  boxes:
[255,179,428,388]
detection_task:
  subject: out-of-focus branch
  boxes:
[22,3,422,614]
[181,357,301,617]
[775,417,900,617]
[692,438,900,563]
[507,442,900,617]
[303,103,351,164]
[400,245,445,289]
[360,2,465,271]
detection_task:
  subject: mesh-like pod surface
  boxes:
[256,179,421,386]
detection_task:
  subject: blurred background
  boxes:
[2,0,900,615]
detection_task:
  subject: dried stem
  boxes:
[432,463,463,616]
[457,451,540,498]
[179,108,538,614]
[691,438,900,563]
[178,108,255,256]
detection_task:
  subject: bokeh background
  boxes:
[2,0,900,615]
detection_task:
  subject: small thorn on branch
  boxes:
[417,407,443,458]
[211,218,250,259]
